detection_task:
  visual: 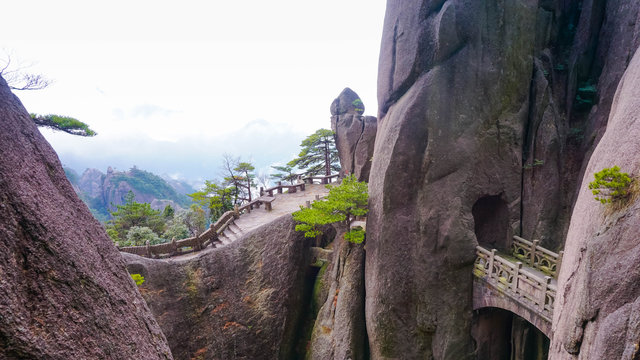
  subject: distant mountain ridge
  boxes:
[64,166,195,221]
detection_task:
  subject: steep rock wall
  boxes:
[307,231,367,360]
[123,215,313,360]
[368,1,536,357]
[367,0,640,358]
[0,76,172,358]
[550,46,640,360]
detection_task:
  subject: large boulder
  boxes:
[330,88,377,181]
[123,215,314,360]
[550,47,640,359]
[0,76,172,358]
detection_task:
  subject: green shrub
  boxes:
[131,273,145,286]
[588,166,632,204]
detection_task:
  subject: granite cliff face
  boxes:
[366,0,640,358]
[0,75,172,358]
[122,215,316,360]
[550,47,640,360]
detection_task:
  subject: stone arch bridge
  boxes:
[472,236,564,337]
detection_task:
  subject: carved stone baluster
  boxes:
[513,262,523,294]
[556,251,564,277]
[540,276,551,311]
[488,249,496,280]
[170,237,178,255]
[531,239,538,268]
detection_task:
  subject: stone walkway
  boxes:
[165,184,330,262]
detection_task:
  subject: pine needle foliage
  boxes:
[292,175,368,243]
[31,113,96,136]
[588,166,632,204]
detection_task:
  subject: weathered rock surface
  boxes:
[123,215,314,360]
[0,75,172,358]
[330,87,365,116]
[550,46,640,360]
[78,167,105,198]
[367,0,640,358]
[368,1,536,357]
[331,88,377,181]
[307,230,367,360]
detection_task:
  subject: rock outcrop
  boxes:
[550,47,640,359]
[331,88,377,181]
[0,76,172,358]
[367,0,640,358]
[307,230,367,360]
[123,215,314,360]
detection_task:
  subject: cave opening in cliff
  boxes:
[472,195,510,252]
[472,308,549,360]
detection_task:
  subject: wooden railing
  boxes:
[474,246,556,318]
[511,236,563,278]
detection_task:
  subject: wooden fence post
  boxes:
[315,194,320,200]
[306,200,311,208]
[531,240,539,268]
[277,181,283,194]
[540,276,551,311]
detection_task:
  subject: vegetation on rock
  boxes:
[588,166,632,204]
[131,273,145,286]
[292,174,368,243]
[107,191,166,245]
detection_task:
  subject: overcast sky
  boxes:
[1,0,387,186]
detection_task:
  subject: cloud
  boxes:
[44,117,309,186]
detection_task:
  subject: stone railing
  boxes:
[119,209,237,258]
[511,236,563,278]
[120,182,317,258]
[260,181,306,197]
[302,174,339,184]
[474,246,556,318]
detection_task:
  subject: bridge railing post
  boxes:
[488,249,497,280]
[556,250,564,275]
[512,262,523,294]
[540,276,551,311]
[531,240,539,268]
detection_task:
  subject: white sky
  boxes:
[1,0,386,186]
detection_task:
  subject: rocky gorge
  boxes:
[1,1,640,359]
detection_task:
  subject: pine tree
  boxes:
[288,129,340,177]
[292,175,368,243]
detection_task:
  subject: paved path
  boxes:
[165,184,330,262]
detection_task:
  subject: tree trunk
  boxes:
[324,140,330,176]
